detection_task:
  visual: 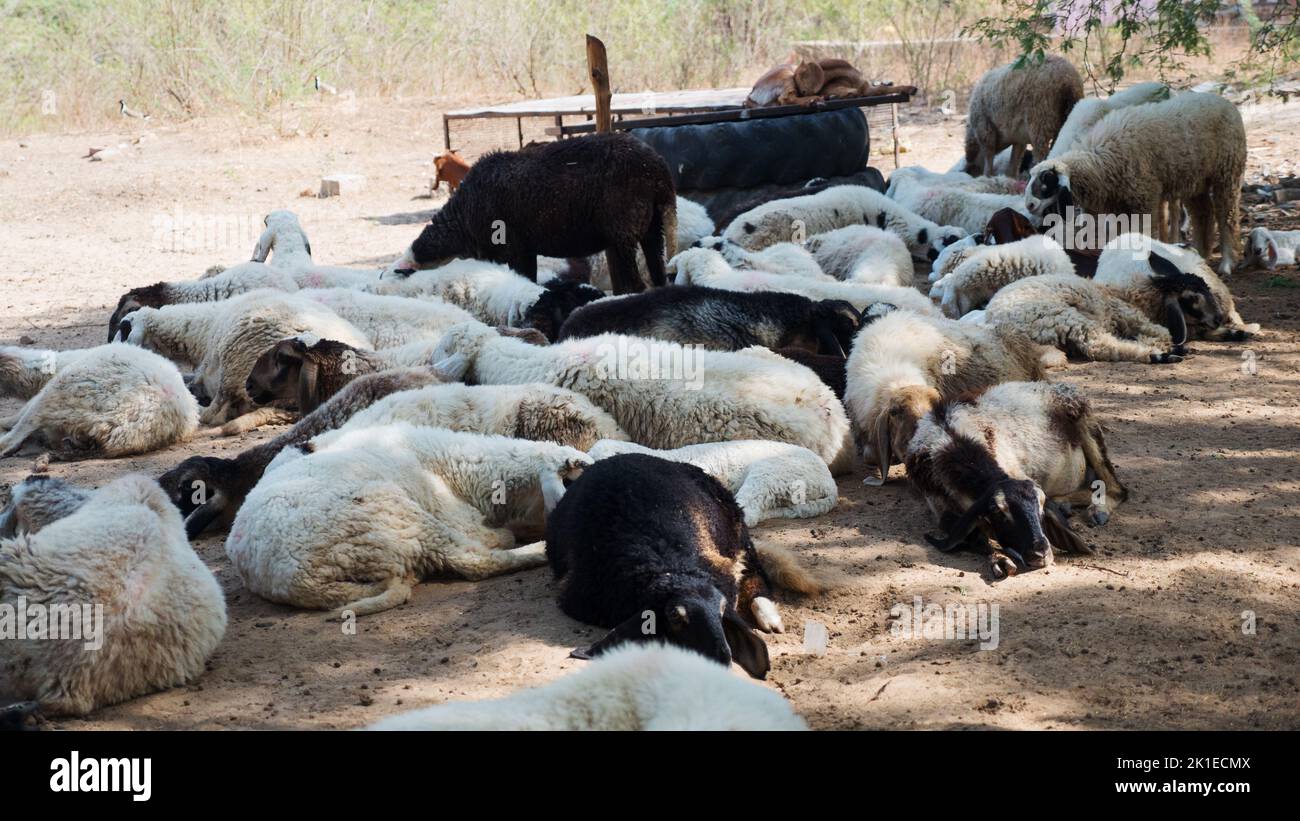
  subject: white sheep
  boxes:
[367,643,807,731]
[227,423,592,616]
[721,185,967,262]
[1047,81,1170,160]
[690,236,828,280]
[117,289,371,426]
[892,185,1034,235]
[297,287,481,349]
[0,344,198,459]
[250,209,382,287]
[588,439,836,527]
[936,234,1074,318]
[1244,226,1300,270]
[0,345,82,400]
[947,146,1034,178]
[0,474,226,715]
[928,234,981,283]
[670,246,936,316]
[803,225,914,286]
[891,165,1025,197]
[964,55,1084,176]
[428,322,852,467]
[107,263,300,341]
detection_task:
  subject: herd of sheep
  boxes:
[0,54,1277,730]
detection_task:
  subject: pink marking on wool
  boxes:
[305,271,326,287]
[1012,180,1027,194]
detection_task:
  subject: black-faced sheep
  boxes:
[390,133,677,295]
[908,381,1127,579]
[546,454,820,679]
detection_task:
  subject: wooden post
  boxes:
[586,35,612,134]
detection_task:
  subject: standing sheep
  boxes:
[390,133,678,295]
[0,474,226,715]
[964,55,1083,177]
[1047,82,1170,160]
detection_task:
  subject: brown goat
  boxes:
[432,150,471,193]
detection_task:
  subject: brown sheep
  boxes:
[964,55,1083,177]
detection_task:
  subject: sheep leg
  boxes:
[639,221,668,289]
[1186,194,1215,258]
[1006,144,1027,180]
[604,244,645,295]
[444,538,548,580]
[1072,327,1173,363]
[0,412,19,430]
[1214,188,1239,276]
[326,579,414,620]
[219,406,297,436]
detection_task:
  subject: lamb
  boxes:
[928,233,982,283]
[0,474,226,715]
[690,236,827,280]
[556,284,862,356]
[115,289,371,426]
[390,133,678,294]
[0,345,82,400]
[982,272,1197,364]
[371,258,604,340]
[669,246,936,316]
[1024,92,1247,275]
[1094,233,1258,341]
[159,368,443,538]
[936,234,1075,318]
[908,381,1127,579]
[250,209,381,287]
[588,439,837,527]
[106,263,298,342]
[0,344,198,459]
[1047,82,1170,160]
[964,55,1083,177]
[844,309,1052,483]
[722,184,967,262]
[428,321,852,466]
[802,225,914,286]
[1244,226,1300,270]
[227,423,591,616]
[546,454,823,679]
[297,287,480,349]
[367,644,807,731]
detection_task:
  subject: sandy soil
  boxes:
[2,95,1298,731]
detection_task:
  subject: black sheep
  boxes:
[557,284,861,356]
[399,133,677,295]
[546,454,775,679]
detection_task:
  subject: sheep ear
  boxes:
[251,226,275,262]
[432,352,470,382]
[722,612,770,680]
[1147,252,1182,280]
[184,503,223,540]
[1163,296,1188,346]
[297,358,321,414]
[814,322,846,357]
[0,508,15,539]
[874,414,893,484]
[1042,504,1091,555]
[571,614,647,660]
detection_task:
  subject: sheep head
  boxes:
[0,475,90,538]
[523,280,606,342]
[252,210,311,263]
[108,284,169,343]
[1024,162,1075,221]
[925,478,1053,580]
[245,337,365,415]
[1245,228,1278,271]
[1147,253,1223,346]
[429,322,496,383]
[158,455,238,538]
[810,299,862,357]
[869,385,940,484]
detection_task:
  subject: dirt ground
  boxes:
[2,94,1298,730]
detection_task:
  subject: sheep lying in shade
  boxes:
[589,439,837,527]
[803,224,914,287]
[690,236,827,280]
[250,209,381,287]
[0,344,198,459]
[106,263,299,343]
[0,346,83,400]
[1244,227,1300,270]
[547,455,823,678]
[115,289,371,427]
[722,184,967,262]
[367,644,807,731]
[160,369,443,538]
[428,321,851,466]
[893,185,1034,235]
[0,474,226,715]
[227,423,591,616]
[889,166,1025,198]
[0,474,91,538]
[556,284,861,356]
[371,258,604,340]
[909,381,1127,579]
[298,288,480,349]
[670,246,936,316]
[935,234,1075,318]
[844,309,1053,484]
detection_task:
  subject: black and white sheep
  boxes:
[689,235,828,280]
[390,133,678,294]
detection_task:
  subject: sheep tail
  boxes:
[754,543,825,596]
[660,192,678,261]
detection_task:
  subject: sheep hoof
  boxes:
[1149,352,1183,364]
[752,597,784,634]
[862,476,886,487]
[989,552,1019,580]
[1088,506,1110,527]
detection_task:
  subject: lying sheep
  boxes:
[948,146,1036,178]
[0,344,198,459]
[106,263,298,343]
[160,368,442,538]
[371,258,604,340]
[251,209,381,287]
[772,347,847,399]
[928,233,982,283]
[1047,81,1170,160]
[936,234,1075,317]
[0,474,226,715]
[893,185,1034,235]
[982,272,1193,363]
[909,381,1127,579]
[556,284,861,356]
[547,454,822,679]
[1094,233,1258,341]
[722,184,966,262]
[670,246,936,316]
[116,289,371,426]
[1244,226,1300,270]
[964,55,1083,177]
[0,474,91,537]
[589,439,837,527]
[367,644,807,731]
[390,133,678,294]
[298,288,480,349]
[0,345,81,400]
[844,309,1052,483]
[803,224,914,286]
[1025,92,1246,275]
[227,423,591,616]
[892,165,1026,197]
[429,322,851,465]
[690,236,827,280]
